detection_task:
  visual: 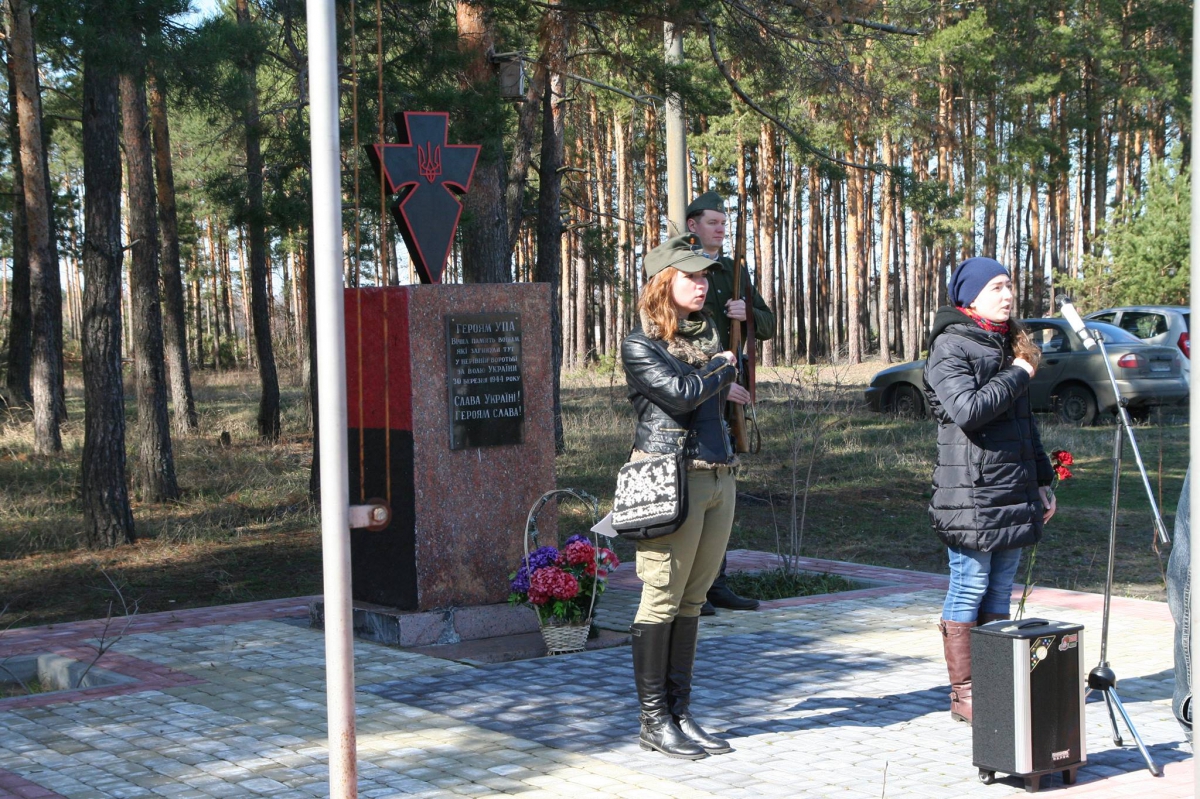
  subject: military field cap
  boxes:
[643,233,714,278]
[685,190,726,218]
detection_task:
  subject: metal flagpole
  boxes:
[664,22,686,236]
[305,0,358,795]
[1190,0,1199,786]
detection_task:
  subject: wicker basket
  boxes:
[521,488,601,656]
[539,616,592,655]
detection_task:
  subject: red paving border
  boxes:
[0,769,64,798]
[0,597,314,712]
[0,596,317,653]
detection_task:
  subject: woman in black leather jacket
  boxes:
[621,234,747,760]
[923,257,1056,726]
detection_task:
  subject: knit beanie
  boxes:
[948,257,1009,307]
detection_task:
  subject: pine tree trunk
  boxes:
[879,136,893,364]
[1028,176,1043,317]
[36,59,66,424]
[456,1,510,283]
[757,124,776,366]
[237,0,280,440]
[788,157,803,362]
[3,42,31,403]
[222,241,239,367]
[534,4,568,453]
[644,104,660,246]
[237,226,253,365]
[907,138,925,358]
[306,226,319,499]
[121,65,180,502]
[832,178,844,360]
[843,131,861,364]
[8,0,61,452]
[214,257,226,368]
[504,38,546,256]
[1013,177,1025,315]
[614,112,631,341]
[982,92,998,258]
[806,166,821,363]
[735,131,748,276]
[80,49,135,547]
[148,73,198,435]
[574,228,587,367]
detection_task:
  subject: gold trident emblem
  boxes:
[417,143,442,183]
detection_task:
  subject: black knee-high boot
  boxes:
[707,556,760,610]
[631,622,707,759]
[666,616,732,754]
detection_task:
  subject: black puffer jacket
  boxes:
[621,328,736,465]
[922,307,1053,552]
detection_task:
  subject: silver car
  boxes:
[864,318,1189,425]
[1085,305,1190,383]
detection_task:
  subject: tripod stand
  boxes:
[1085,330,1173,777]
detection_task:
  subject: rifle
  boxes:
[728,202,758,454]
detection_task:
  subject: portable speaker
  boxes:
[971,618,1087,792]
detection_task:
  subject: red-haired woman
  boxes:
[620,233,748,759]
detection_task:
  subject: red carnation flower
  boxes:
[1052,450,1074,466]
[1055,464,1073,482]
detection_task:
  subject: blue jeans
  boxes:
[1167,470,1192,740]
[942,546,1024,623]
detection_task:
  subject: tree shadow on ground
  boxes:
[365,631,946,754]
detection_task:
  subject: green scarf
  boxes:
[669,314,721,366]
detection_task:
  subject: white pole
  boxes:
[664,22,687,237]
[1191,0,1199,786]
[305,1,357,796]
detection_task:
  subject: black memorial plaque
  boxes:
[446,313,524,449]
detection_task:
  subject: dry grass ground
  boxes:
[1,368,321,628]
[0,359,1187,629]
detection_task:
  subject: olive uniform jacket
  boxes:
[701,254,776,350]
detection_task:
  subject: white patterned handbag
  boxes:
[611,452,688,539]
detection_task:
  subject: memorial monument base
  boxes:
[309,599,541,648]
[343,284,556,611]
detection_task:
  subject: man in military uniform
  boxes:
[686,191,777,615]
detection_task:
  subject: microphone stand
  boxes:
[1084,325,1172,777]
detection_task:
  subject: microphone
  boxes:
[1056,295,1097,351]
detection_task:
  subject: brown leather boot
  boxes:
[939,619,975,724]
[977,612,1010,626]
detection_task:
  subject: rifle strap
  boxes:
[747,400,762,454]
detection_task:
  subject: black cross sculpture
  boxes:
[367,111,480,284]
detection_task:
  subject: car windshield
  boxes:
[1084,321,1142,345]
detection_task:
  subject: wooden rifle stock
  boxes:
[728,205,751,454]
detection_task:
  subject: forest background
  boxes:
[0,0,1192,624]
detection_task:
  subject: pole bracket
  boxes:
[349,500,391,531]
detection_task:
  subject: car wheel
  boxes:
[1128,406,1152,424]
[892,384,925,419]
[1055,384,1097,426]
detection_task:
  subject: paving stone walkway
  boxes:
[0,551,1193,798]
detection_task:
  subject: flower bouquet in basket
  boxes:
[509,535,620,654]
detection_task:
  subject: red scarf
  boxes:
[960,307,1009,335]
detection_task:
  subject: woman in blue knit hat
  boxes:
[923,257,1057,725]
